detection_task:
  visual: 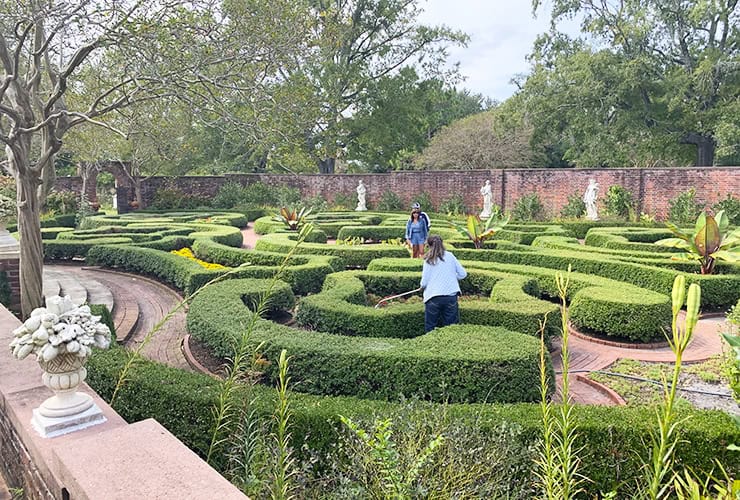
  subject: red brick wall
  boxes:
[60,167,739,219]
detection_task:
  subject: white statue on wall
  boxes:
[355,180,367,211]
[583,179,600,220]
[480,180,493,219]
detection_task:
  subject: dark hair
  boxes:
[410,210,420,219]
[425,235,445,265]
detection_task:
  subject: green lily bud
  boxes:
[685,283,701,335]
[671,275,686,317]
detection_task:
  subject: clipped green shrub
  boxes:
[187,278,551,404]
[511,194,544,221]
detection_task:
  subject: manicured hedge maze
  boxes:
[40,210,739,495]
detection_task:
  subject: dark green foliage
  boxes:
[376,190,404,211]
[243,182,277,206]
[44,237,134,260]
[558,219,657,239]
[668,188,704,225]
[45,190,79,214]
[331,192,355,210]
[255,232,410,267]
[560,193,586,219]
[85,347,740,496]
[712,193,740,225]
[276,186,301,207]
[512,194,545,221]
[438,194,467,215]
[151,187,211,210]
[0,270,10,306]
[212,181,247,209]
[603,185,635,219]
[89,303,116,342]
[414,191,435,212]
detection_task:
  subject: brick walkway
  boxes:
[44,265,191,372]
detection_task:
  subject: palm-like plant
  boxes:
[274,206,312,231]
[449,214,509,249]
[655,210,739,274]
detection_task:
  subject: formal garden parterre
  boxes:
[18,205,740,495]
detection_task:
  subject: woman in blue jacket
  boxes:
[405,208,429,258]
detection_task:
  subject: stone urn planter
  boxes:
[9,295,112,436]
[38,353,93,418]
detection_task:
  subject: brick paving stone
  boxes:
[241,225,259,249]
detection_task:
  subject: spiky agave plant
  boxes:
[449,214,509,249]
[655,210,739,274]
[274,206,312,231]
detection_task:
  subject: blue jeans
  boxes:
[424,294,460,332]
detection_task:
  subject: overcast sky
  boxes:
[418,0,581,102]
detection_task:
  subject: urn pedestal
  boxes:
[31,354,106,438]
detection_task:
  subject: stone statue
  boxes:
[480,180,493,219]
[355,180,367,211]
[583,179,600,221]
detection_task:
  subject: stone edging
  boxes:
[568,322,670,350]
[182,334,221,379]
[573,373,627,406]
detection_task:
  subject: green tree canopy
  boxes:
[521,0,739,167]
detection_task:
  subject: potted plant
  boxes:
[9,295,112,418]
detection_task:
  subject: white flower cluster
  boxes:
[9,296,112,362]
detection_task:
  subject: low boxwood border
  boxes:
[86,346,740,496]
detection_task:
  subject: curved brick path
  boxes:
[44,264,191,372]
[45,225,729,406]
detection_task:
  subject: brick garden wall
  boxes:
[56,167,740,219]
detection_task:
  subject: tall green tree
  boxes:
[524,0,739,167]
[0,0,309,316]
[297,0,468,173]
[344,67,488,171]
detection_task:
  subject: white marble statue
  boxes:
[583,179,600,221]
[355,180,367,211]
[480,180,493,219]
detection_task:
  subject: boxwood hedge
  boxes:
[85,346,740,496]
[255,232,410,267]
[297,269,560,340]
[368,257,671,342]
[187,278,551,404]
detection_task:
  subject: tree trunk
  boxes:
[682,133,716,166]
[17,173,44,318]
[134,178,143,207]
[318,157,336,174]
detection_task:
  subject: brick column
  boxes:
[0,228,20,311]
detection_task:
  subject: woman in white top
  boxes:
[420,236,467,332]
